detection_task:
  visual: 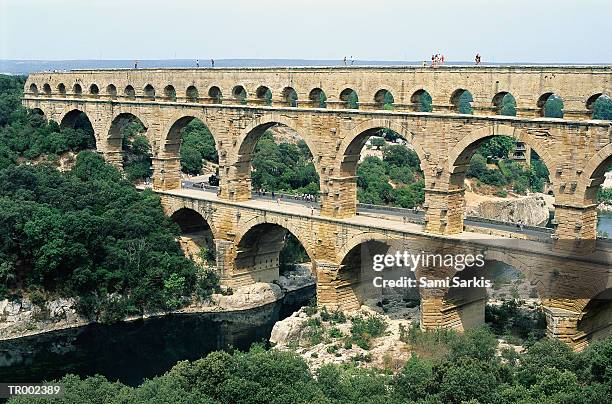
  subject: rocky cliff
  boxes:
[467,194,550,226]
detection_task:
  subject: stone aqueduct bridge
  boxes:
[23,66,612,347]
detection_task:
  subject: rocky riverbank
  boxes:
[0,264,315,341]
[270,294,530,372]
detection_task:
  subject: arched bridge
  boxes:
[22,66,612,348]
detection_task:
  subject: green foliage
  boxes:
[0,149,217,311]
[346,90,359,109]
[357,140,424,208]
[388,165,414,183]
[499,93,517,116]
[319,306,347,324]
[279,232,309,274]
[544,94,564,118]
[121,121,152,182]
[251,132,319,193]
[393,354,435,401]
[382,90,394,110]
[180,120,218,175]
[317,91,327,108]
[370,137,385,149]
[478,136,515,159]
[9,333,612,404]
[416,90,433,112]
[593,95,612,120]
[467,146,550,194]
[467,153,506,186]
[382,144,420,168]
[263,88,273,106]
[456,90,474,114]
[390,180,425,208]
[349,314,387,350]
[598,187,612,203]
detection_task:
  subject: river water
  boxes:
[598,213,612,237]
[0,286,314,386]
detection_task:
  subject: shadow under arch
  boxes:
[336,238,392,310]
[438,249,544,333]
[29,107,46,119]
[576,288,612,347]
[233,220,316,284]
[577,143,612,205]
[446,123,558,190]
[230,114,323,197]
[170,207,216,264]
[55,107,97,151]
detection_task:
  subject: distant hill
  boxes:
[2,59,606,76]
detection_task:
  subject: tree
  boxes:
[393,354,434,401]
[593,95,612,120]
[383,91,394,110]
[180,147,203,175]
[263,88,273,106]
[544,95,564,118]
[458,91,474,114]
[467,153,487,178]
[347,90,359,109]
[318,91,327,108]
[499,93,517,116]
[477,136,515,159]
[180,120,218,174]
[370,137,385,150]
[382,144,420,168]
[417,91,433,112]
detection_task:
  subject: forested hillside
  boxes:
[0,75,217,322]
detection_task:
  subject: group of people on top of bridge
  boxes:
[255,189,318,203]
[342,56,355,66]
[430,54,445,67]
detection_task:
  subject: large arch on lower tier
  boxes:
[422,247,546,333]
[227,114,323,199]
[164,203,218,240]
[446,123,558,190]
[577,143,612,205]
[168,207,217,264]
[231,217,316,285]
[336,236,394,310]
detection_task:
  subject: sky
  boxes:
[1,0,610,63]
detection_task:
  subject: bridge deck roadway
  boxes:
[156,187,612,265]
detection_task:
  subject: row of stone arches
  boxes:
[50,105,611,220]
[167,205,611,348]
[27,81,612,119]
